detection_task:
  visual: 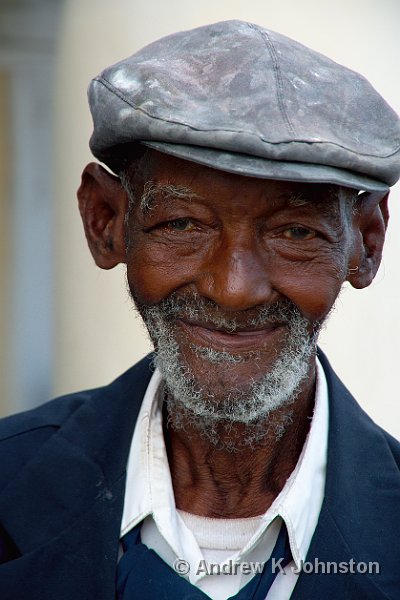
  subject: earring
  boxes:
[347,266,359,275]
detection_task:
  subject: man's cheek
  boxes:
[274,266,344,323]
[127,258,198,306]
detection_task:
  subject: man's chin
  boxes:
[162,368,297,451]
[177,345,274,396]
[135,292,318,442]
[156,337,313,424]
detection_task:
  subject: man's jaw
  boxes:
[130,292,320,448]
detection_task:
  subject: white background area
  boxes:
[53,0,400,437]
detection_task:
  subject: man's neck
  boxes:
[164,374,316,518]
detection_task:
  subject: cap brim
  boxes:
[142,141,389,194]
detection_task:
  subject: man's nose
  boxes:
[194,235,275,311]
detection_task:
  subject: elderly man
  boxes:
[0,19,399,600]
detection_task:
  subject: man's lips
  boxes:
[178,319,285,352]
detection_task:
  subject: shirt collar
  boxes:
[120,358,329,569]
[258,357,329,566]
[120,367,165,535]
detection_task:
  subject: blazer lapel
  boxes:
[0,355,154,600]
[293,351,400,599]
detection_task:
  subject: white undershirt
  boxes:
[120,359,329,599]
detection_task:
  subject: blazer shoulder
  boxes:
[379,427,400,469]
[0,389,97,442]
[0,355,154,490]
[0,353,154,443]
[0,389,100,494]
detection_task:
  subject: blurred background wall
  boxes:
[1,0,399,437]
[0,0,63,414]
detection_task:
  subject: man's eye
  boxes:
[167,219,196,232]
[282,227,316,241]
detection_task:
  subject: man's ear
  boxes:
[347,191,389,289]
[77,162,128,269]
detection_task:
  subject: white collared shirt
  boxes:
[120,359,329,599]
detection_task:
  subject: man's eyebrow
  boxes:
[282,187,345,228]
[283,186,339,206]
[139,182,200,213]
[286,191,311,208]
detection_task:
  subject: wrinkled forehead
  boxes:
[122,149,356,224]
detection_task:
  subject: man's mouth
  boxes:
[178,319,285,353]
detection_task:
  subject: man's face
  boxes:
[124,153,356,439]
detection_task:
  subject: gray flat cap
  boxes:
[88,20,400,193]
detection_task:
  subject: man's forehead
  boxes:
[88,20,400,195]
[132,151,345,214]
[148,150,336,194]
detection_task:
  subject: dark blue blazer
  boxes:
[0,352,399,599]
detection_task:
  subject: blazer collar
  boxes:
[293,351,400,599]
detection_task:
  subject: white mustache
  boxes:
[144,294,306,334]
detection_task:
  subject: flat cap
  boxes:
[88,20,400,193]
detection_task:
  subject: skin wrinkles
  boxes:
[121,153,356,515]
[78,150,388,517]
[164,385,314,517]
[126,172,351,325]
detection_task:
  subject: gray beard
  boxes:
[133,293,319,449]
